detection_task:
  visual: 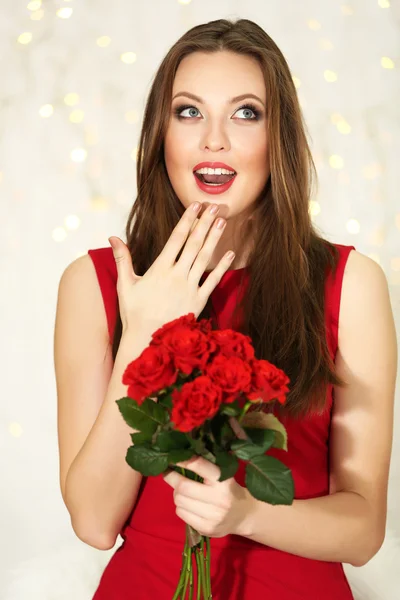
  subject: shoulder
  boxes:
[341,249,388,315]
[57,253,110,344]
[338,247,394,350]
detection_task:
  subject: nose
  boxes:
[200,120,231,152]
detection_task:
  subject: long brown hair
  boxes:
[111,18,347,420]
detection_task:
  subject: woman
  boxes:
[54,18,397,599]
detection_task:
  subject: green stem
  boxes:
[181,542,191,599]
[172,535,187,600]
[238,400,252,423]
[195,548,202,599]
[205,536,211,598]
[189,548,194,600]
[199,538,208,599]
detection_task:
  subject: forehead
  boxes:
[172,51,266,102]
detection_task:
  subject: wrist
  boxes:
[235,487,259,538]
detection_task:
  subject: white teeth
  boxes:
[195,167,235,175]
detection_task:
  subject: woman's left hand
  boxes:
[163,455,255,538]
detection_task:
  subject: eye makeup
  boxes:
[173,102,263,121]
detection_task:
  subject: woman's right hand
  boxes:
[108,202,235,335]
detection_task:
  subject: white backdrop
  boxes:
[2,0,399,598]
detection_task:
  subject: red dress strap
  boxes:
[88,247,118,343]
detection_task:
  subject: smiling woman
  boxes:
[54,16,396,600]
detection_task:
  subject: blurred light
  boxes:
[130,146,140,161]
[292,76,301,89]
[97,36,111,48]
[64,93,80,106]
[319,38,334,51]
[395,214,400,231]
[0,171,3,183]
[324,70,338,82]
[336,120,352,134]
[378,0,391,8]
[178,0,192,4]
[17,32,33,45]
[329,155,344,169]
[369,227,386,246]
[308,19,322,30]
[30,9,44,20]
[69,109,84,123]
[90,196,109,211]
[53,227,67,242]
[39,104,54,118]
[368,253,381,265]
[391,257,400,272]
[330,113,352,134]
[70,148,87,162]
[309,200,321,216]
[27,1,42,10]
[346,219,360,234]
[121,52,137,65]
[125,109,140,124]
[341,5,355,15]
[64,215,81,230]
[84,125,100,145]
[381,57,395,69]
[9,422,23,438]
[362,163,383,180]
[56,7,73,18]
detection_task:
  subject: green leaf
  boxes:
[117,397,169,436]
[220,403,241,417]
[214,450,239,482]
[130,431,153,445]
[240,412,288,451]
[168,448,195,464]
[126,445,169,476]
[230,437,274,460]
[245,455,294,505]
[210,413,234,449]
[158,392,173,410]
[242,428,276,449]
[156,430,191,452]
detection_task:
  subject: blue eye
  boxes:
[174,103,261,121]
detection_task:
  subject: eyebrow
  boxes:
[172,91,265,108]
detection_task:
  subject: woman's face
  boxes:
[164,50,270,263]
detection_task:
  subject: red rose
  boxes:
[122,345,177,404]
[209,329,255,362]
[171,375,223,432]
[247,359,290,404]
[151,313,212,346]
[156,325,217,375]
[204,354,253,404]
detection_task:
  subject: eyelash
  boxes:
[174,102,262,121]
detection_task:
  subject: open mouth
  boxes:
[194,172,237,186]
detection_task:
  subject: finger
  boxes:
[175,455,221,484]
[177,203,222,275]
[156,202,202,269]
[108,237,136,285]
[175,494,223,521]
[164,471,215,503]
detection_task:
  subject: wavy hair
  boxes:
[111,18,347,420]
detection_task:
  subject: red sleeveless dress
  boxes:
[88,243,356,599]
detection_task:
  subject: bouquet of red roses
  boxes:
[116,313,294,600]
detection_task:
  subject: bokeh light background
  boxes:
[1,0,399,598]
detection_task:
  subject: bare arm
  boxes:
[239,251,397,566]
[55,254,153,550]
